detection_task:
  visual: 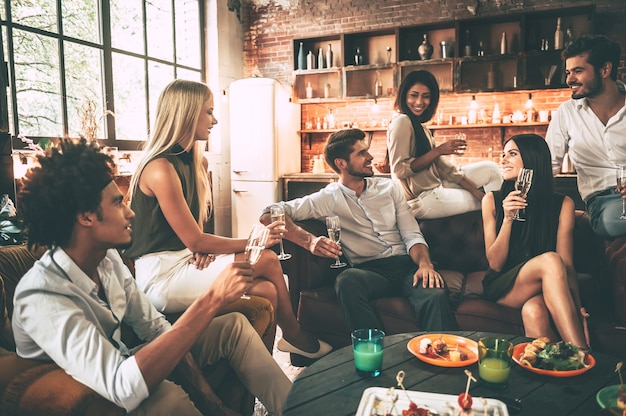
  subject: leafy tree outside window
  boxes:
[1,0,204,150]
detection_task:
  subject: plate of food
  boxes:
[512,337,595,377]
[355,387,509,416]
[407,334,478,367]
[596,385,626,409]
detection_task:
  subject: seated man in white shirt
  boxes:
[261,128,458,332]
[13,140,291,416]
[546,34,626,238]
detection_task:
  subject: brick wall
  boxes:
[239,0,626,172]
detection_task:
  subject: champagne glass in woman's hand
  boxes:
[617,164,626,220]
[241,224,269,299]
[325,216,347,268]
[513,168,533,221]
[270,205,292,260]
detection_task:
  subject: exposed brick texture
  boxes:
[239,0,626,172]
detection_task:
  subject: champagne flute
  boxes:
[455,133,467,155]
[242,224,269,299]
[617,164,626,220]
[513,168,533,221]
[270,204,292,260]
[325,216,347,268]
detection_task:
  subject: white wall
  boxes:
[206,0,245,237]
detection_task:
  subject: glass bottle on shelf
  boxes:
[477,41,485,57]
[306,82,313,99]
[318,48,324,69]
[326,44,333,68]
[307,50,314,70]
[354,47,363,65]
[464,30,472,57]
[327,109,336,129]
[297,42,305,70]
[500,32,507,55]
[564,27,574,48]
[554,17,564,50]
[375,70,383,96]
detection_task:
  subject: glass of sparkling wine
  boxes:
[513,168,533,221]
[270,204,292,260]
[455,133,467,155]
[325,215,347,268]
[242,224,268,299]
[617,164,626,220]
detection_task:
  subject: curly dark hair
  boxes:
[323,128,366,173]
[562,34,621,81]
[18,139,114,248]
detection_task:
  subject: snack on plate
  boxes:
[618,385,626,409]
[519,338,588,371]
[418,335,468,361]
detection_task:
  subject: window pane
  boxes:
[65,41,105,139]
[112,52,147,140]
[13,29,62,136]
[148,61,173,128]
[176,68,202,82]
[175,0,200,68]
[146,0,173,61]
[110,0,143,54]
[10,0,57,33]
[1,0,5,20]
[62,0,101,44]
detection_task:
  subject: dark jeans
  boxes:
[334,255,458,332]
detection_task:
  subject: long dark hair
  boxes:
[394,70,440,158]
[501,134,559,255]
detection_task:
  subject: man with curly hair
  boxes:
[13,140,290,416]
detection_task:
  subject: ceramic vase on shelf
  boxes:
[418,34,433,60]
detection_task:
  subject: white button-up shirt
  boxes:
[12,248,171,412]
[546,81,626,201]
[280,177,427,265]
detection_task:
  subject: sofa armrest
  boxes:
[0,349,123,416]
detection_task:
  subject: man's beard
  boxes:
[346,164,373,178]
[570,70,602,99]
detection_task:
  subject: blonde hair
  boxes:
[129,79,212,224]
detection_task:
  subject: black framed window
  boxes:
[1,0,205,151]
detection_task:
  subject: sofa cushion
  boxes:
[0,245,46,320]
[418,211,488,274]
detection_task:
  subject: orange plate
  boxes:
[407,334,478,367]
[512,342,595,377]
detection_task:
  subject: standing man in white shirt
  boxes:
[545,34,626,238]
[261,129,458,332]
[13,140,291,416]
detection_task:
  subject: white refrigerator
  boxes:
[229,78,301,238]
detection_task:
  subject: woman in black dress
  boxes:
[481,134,588,348]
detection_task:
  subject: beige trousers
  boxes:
[129,313,291,416]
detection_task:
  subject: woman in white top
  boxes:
[387,70,502,219]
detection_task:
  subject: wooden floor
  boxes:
[253,327,306,416]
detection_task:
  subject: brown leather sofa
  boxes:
[0,244,276,416]
[280,210,626,366]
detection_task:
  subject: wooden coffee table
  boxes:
[283,331,621,415]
